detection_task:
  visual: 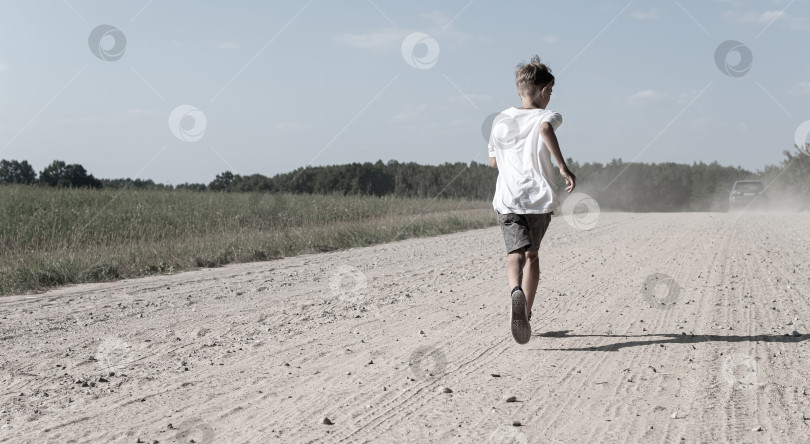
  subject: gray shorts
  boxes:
[497,212,552,253]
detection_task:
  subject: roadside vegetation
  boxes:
[0,187,494,295]
[1,147,806,295]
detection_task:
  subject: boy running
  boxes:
[487,55,576,344]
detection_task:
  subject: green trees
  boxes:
[0,160,36,184]
[563,159,755,212]
[190,153,809,211]
[218,161,495,199]
[208,171,235,191]
[39,160,102,188]
[759,150,810,210]
[2,151,807,211]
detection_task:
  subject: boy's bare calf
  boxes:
[506,248,540,315]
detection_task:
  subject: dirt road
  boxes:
[1,212,809,443]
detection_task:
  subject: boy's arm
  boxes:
[540,122,576,193]
[488,156,497,168]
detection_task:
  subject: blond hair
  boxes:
[515,55,555,96]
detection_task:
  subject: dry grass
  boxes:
[0,186,496,295]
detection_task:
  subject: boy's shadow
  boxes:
[534,330,809,352]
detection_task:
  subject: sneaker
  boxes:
[528,312,532,322]
[510,287,531,344]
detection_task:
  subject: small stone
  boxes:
[504,396,517,403]
[793,331,801,337]
[752,426,762,431]
[368,360,374,365]
[98,377,109,383]
[491,374,501,377]
[671,411,678,419]
[419,330,425,335]
[321,417,333,425]
[439,386,453,393]
[512,420,521,426]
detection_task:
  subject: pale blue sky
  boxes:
[0,0,808,184]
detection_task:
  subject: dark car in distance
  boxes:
[729,180,767,211]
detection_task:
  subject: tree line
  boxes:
[2,149,807,211]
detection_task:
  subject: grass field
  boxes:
[0,185,496,295]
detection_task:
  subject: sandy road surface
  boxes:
[1,212,810,443]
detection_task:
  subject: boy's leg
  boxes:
[497,212,532,344]
[522,251,539,315]
[507,246,531,344]
[522,213,552,319]
[506,247,526,290]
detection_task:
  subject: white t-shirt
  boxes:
[488,107,563,214]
